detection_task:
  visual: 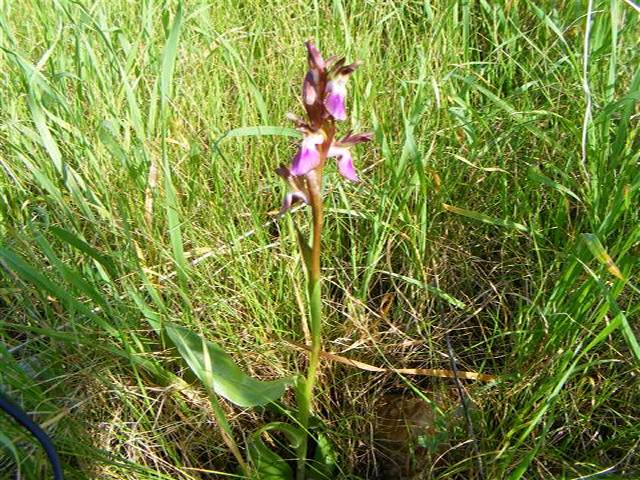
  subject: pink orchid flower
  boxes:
[277,41,372,214]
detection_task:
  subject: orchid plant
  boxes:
[276,40,371,479]
[164,41,370,480]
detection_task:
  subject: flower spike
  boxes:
[277,41,370,214]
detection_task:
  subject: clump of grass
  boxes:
[1,1,639,478]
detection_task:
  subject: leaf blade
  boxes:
[165,324,291,408]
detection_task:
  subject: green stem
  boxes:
[296,169,324,480]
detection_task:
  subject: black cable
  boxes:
[445,331,484,480]
[0,391,64,480]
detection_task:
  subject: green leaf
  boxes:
[26,88,97,220]
[0,247,93,319]
[165,324,292,407]
[98,122,129,167]
[49,226,116,277]
[581,233,624,280]
[309,432,337,480]
[580,260,640,364]
[148,2,184,135]
[527,167,581,202]
[248,422,306,480]
[157,3,188,281]
[0,430,20,464]
[248,436,293,480]
[443,203,529,233]
[159,2,183,111]
[378,270,467,310]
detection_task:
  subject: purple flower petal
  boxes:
[337,153,358,182]
[290,149,317,176]
[324,79,347,120]
[290,133,324,176]
[329,146,359,182]
[325,92,346,120]
[305,41,325,70]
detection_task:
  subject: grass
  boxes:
[1,0,639,478]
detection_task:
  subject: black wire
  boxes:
[444,331,485,480]
[0,391,64,480]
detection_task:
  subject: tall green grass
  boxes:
[1,1,638,478]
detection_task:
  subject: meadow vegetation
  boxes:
[1,0,639,478]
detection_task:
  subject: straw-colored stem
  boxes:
[296,168,324,480]
[208,392,250,477]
